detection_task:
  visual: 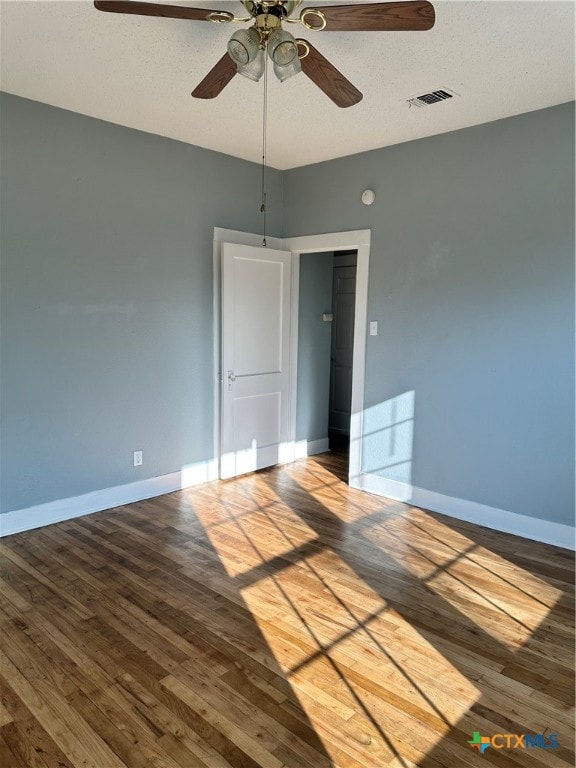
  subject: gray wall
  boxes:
[284,103,575,526]
[0,93,283,513]
[296,252,333,443]
[2,94,574,529]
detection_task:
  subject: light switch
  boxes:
[370,321,378,336]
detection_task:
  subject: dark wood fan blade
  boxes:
[192,53,237,99]
[94,1,220,21]
[307,1,435,31]
[299,41,362,108]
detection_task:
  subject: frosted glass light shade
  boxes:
[267,29,298,66]
[238,49,266,82]
[227,27,261,66]
[273,55,301,82]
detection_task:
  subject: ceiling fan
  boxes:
[94,1,435,108]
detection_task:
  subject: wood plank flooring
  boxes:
[1,450,574,767]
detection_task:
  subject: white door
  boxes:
[220,242,292,479]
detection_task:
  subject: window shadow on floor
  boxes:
[253,455,575,767]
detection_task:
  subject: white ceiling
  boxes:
[1,0,574,169]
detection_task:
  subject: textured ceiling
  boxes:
[1,0,574,169]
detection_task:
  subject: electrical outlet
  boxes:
[370,321,378,336]
[133,450,143,467]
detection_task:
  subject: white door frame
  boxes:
[283,230,370,488]
[213,227,370,486]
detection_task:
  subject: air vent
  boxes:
[407,88,457,108]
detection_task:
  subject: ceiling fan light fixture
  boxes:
[273,55,301,82]
[94,0,439,107]
[237,48,266,81]
[267,28,298,67]
[227,27,261,66]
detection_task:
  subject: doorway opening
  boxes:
[295,249,358,481]
[328,250,357,455]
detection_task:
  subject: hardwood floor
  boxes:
[1,450,574,768]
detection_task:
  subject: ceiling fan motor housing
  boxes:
[244,1,299,19]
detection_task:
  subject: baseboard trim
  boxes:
[5,462,572,551]
[0,459,219,538]
[357,473,575,551]
[294,438,330,459]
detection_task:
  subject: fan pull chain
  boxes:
[260,51,268,247]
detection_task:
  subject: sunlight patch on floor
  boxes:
[363,510,561,648]
[194,490,319,578]
[291,457,402,523]
[190,462,562,767]
[399,512,563,606]
[238,546,481,767]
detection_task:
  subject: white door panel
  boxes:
[232,258,284,375]
[221,242,292,479]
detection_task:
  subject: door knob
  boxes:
[227,370,236,390]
